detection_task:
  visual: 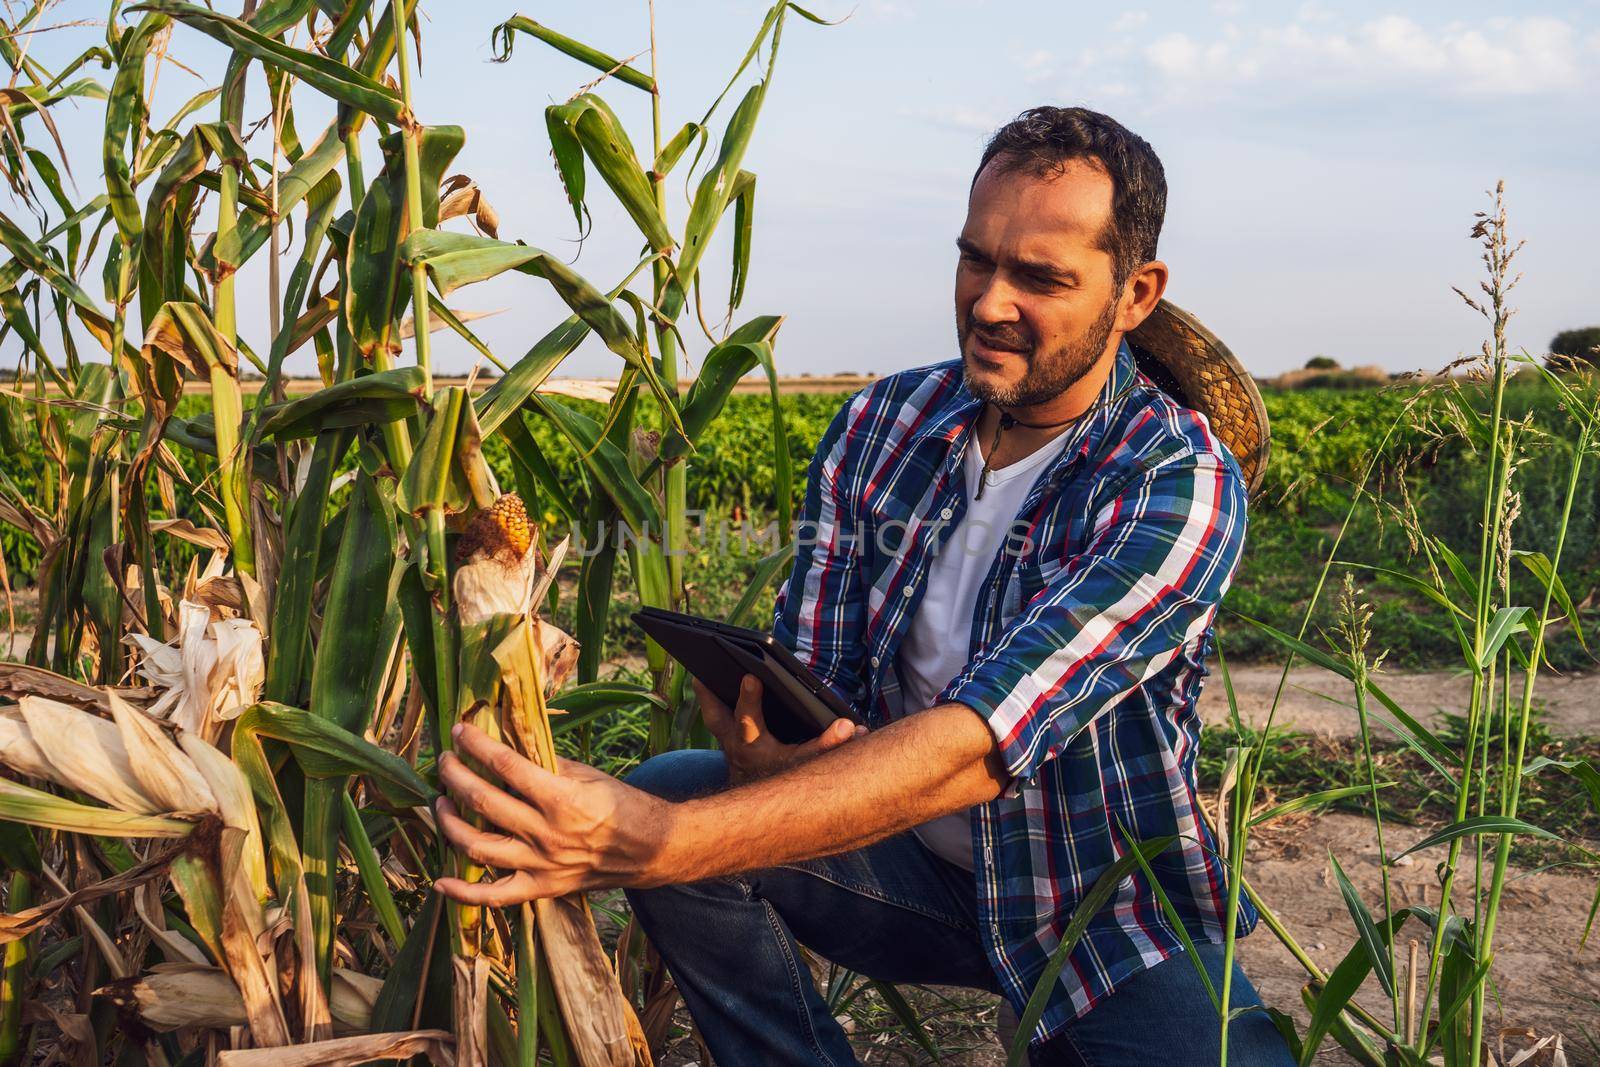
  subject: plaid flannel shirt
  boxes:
[772,341,1256,1044]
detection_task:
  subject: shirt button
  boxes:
[869,655,880,669]
[939,506,953,520]
[902,585,915,597]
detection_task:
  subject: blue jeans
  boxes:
[623,750,1294,1066]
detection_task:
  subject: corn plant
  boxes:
[0,1,822,1062]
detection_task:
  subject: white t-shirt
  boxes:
[900,428,1072,869]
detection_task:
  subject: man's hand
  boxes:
[433,723,676,906]
[695,674,866,784]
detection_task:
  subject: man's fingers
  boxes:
[440,751,540,836]
[452,723,560,802]
[734,675,768,745]
[693,678,736,743]
[796,717,863,759]
[437,797,539,869]
[434,871,545,907]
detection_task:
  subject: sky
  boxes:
[5,0,1600,380]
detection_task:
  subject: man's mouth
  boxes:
[968,336,1030,366]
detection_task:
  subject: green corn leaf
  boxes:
[0,208,117,348]
[339,792,405,948]
[668,83,766,321]
[103,12,169,246]
[370,890,454,1033]
[727,542,797,629]
[255,367,427,440]
[1328,850,1393,997]
[1250,783,1392,827]
[347,127,464,361]
[133,1,404,124]
[397,386,470,520]
[204,118,349,275]
[264,429,354,704]
[544,94,671,250]
[1006,835,1179,1067]
[548,682,668,737]
[474,317,591,437]
[654,121,706,177]
[665,314,784,456]
[491,16,655,92]
[310,472,398,734]
[0,778,193,839]
[729,169,755,313]
[528,394,661,537]
[502,413,580,526]
[1391,815,1561,862]
[232,703,434,810]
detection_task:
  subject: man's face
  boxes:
[955,158,1124,408]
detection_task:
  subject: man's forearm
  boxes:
[648,703,1009,885]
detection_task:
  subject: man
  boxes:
[434,107,1294,1065]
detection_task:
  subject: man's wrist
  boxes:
[635,791,694,887]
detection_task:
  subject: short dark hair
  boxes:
[974,107,1167,285]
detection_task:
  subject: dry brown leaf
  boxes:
[0,662,151,710]
[536,894,653,1067]
[451,955,490,1067]
[150,518,231,551]
[214,1030,455,1066]
[1,841,187,946]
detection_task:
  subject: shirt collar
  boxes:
[912,340,1142,473]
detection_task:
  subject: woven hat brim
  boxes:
[1127,300,1271,496]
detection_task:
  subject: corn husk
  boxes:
[128,599,265,738]
[97,963,382,1034]
[0,705,54,780]
[16,696,162,813]
[109,691,218,814]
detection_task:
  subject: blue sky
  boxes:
[8,1,1600,378]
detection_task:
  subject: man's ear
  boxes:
[1117,260,1169,334]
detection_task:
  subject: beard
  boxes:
[959,295,1120,408]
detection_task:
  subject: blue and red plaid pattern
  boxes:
[772,341,1256,1044]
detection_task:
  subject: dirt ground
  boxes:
[1196,664,1597,740]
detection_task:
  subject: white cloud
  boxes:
[901,105,1007,135]
[1110,11,1149,33]
[1140,13,1597,99]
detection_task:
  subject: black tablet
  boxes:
[632,607,863,745]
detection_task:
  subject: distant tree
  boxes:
[1304,355,1339,370]
[1549,326,1600,369]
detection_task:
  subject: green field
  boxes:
[5,375,1597,671]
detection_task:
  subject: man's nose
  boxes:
[970,272,1021,327]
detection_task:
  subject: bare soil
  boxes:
[1197,664,1598,740]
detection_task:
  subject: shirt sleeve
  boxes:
[772,396,870,711]
[939,447,1248,793]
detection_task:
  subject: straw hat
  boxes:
[1127,300,1271,496]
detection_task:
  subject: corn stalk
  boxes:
[0,1,819,1062]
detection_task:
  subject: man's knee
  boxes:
[624,748,729,803]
